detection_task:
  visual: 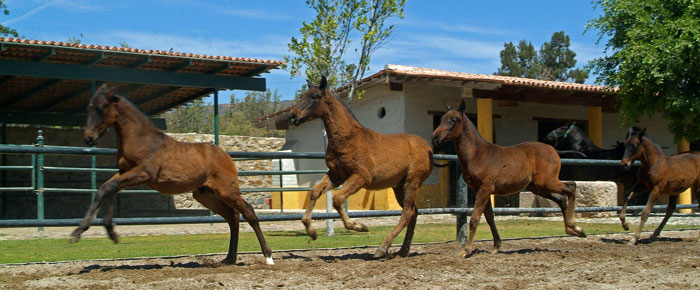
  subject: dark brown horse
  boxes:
[73,84,273,265]
[288,76,433,258]
[432,100,586,257]
[620,127,700,245]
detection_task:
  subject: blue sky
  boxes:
[2,0,606,103]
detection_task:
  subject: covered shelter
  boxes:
[0,37,283,219]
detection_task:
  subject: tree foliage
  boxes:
[587,0,700,141]
[285,0,406,101]
[496,31,589,83]
[0,0,19,37]
[162,89,285,137]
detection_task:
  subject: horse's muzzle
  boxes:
[85,136,96,146]
[288,113,303,126]
[432,135,442,146]
[620,160,631,171]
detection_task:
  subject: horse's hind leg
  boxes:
[376,182,418,258]
[301,175,335,240]
[650,195,677,240]
[530,182,585,237]
[630,187,661,245]
[332,174,370,232]
[393,183,418,258]
[483,197,501,254]
[193,188,240,265]
[70,168,150,243]
[212,183,274,265]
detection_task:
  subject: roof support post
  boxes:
[214,90,219,146]
[477,97,495,207]
[678,139,692,213]
[588,106,602,147]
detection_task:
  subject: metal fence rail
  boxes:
[0,133,668,247]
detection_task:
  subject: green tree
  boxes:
[0,1,19,37]
[285,0,406,101]
[496,31,588,83]
[587,0,700,141]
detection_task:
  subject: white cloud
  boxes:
[2,0,103,26]
[402,18,508,35]
[222,9,292,21]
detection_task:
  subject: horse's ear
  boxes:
[105,86,120,103]
[319,75,328,91]
[443,100,452,111]
[306,79,314,88]
[458,99,466,113]
[640,127,647,137]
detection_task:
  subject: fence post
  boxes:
[326,189,334,236]
[456,175,468,246]
[279,158,284,214]
[35,130,45,232]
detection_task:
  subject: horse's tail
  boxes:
[556,150,587,158]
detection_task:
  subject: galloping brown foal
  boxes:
[73,84,273,265]
[288,76,433,258]
[620,127,700,245]
[432,100,586,257]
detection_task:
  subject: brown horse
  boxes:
[288,76,433,258]
[432,100,586,257]
[620,127,700,245]
[72,84,273,265]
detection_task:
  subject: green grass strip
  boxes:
[0,219,697,264]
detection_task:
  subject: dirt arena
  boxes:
[1,230,698,289]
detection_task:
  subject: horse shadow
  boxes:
[309,251,427,263]
[466,247,561,258]
[76,260,222,274]
[600,236,685,245]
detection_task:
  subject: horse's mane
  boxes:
[461,111,488,143]
[327,90,366,129]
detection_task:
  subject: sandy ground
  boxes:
[1,214,700,289]
[1,230,699,289]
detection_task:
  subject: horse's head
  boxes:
[545,122,577,148]
[432,99,467,146]
[621,127,646,169]
[84,84,121,146]
[288,76,330,126]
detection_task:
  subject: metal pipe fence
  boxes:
[0,130,678,246]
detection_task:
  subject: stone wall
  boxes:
[519,181,618,217]
[166,133,285,210]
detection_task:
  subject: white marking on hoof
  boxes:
[265,257,274,265]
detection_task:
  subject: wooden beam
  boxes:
[147,88,214,115]
[35,48,55,61]
[0,59,265,91]
[1,79,62,107]
[0,110,166,129]
[134,86,181,105]
[473,88,609,107]
[130,55,151,68]
[242,65,270,77]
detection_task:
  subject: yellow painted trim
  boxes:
[477,98,495,207]
[588,106,603,147]
[678,139,692,213]
[270,188,401,210]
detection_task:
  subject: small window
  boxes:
[377,107,386,119]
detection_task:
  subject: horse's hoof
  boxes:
[265,257,275,265]
[490,248,500,254]
[69,234,81,243]
[396,249,410,257]
[622,223,629,231]
[107,231,120,244]
[373,248,387,259]
[628,238,638,246]
[307,229,318,240]
[353,223,368,232]
[221,257,236,265]
[461,250,472,258]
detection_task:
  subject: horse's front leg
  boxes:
[332,174,369,232]
[620,182,645,231]
[70,167,150,243]
[482,196,501,254]
[630,187,661,245]
[463,186,493,258]
[301,175,335,240]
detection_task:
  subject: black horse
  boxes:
[545,122,643,205]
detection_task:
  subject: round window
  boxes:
[377,107,386,119]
